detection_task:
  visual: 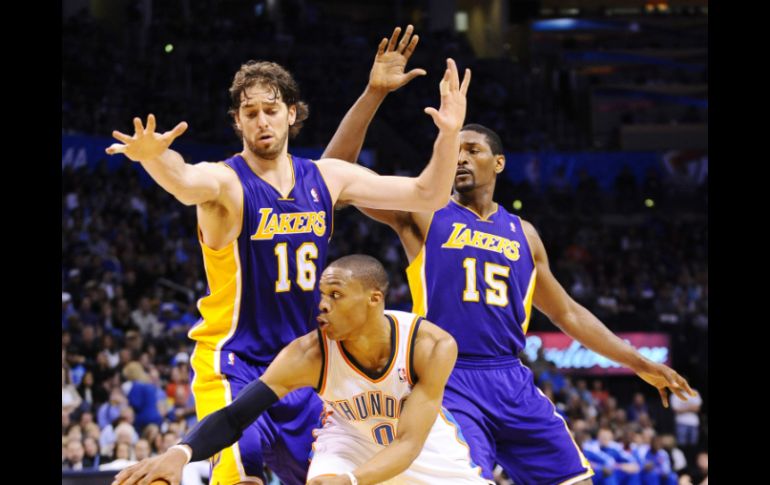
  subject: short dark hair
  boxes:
[228,60,309,139]
[328,254,389,296]
[461,123,504,155]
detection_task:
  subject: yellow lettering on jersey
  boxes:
[278,214,293,233]
[250,208,328,240]
[312,212,327,237]
[470,231,486,249]
[442,222,521,262]
[502,240,521,261]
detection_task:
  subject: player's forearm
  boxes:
[180,379,278,462]
[140,149,217,205]
[414,129,460,210]
[555,303,648,372]
[351,438,422,485]
[322,86,387,163]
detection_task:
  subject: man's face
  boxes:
[598,429,613,447]
[67,440,84,463]
[83,438,98,457]
[235,83,296,160]
[317,267,380,341]
[134,440,151,460]
[161,433,178,453]
[455,130,504,193]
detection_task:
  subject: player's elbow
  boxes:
[414,183,451,211]
[551,308,580,333]
[174,184,221,206]
[174,192,206,206]
[174,193,200,206]
[434,335,459,367]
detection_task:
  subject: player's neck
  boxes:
[453,188,497,219]
[342,314,392,370]
[241,149,293,193]
[240,147,291,172]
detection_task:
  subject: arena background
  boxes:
[62,1,708,483]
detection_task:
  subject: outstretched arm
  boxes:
[522,220,695,407]
[106,114,229,206]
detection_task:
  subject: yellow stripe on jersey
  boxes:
[559,469,596,485]
[190,345,259,483]
[535,387,594,482]
[521,268,537,335]
[188,231,253,484]
[406,213,434,317]
[188,230,242,360]
[406,247,427,317]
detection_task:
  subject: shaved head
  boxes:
[327,255,389,296]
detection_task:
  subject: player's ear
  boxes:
[288,104,297,126]
[495,155,505,174]
[369,290,384,306]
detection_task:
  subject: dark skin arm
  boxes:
[521,219,695,407]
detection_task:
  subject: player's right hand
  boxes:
[106,114,188,163]
[368,24,427,94]
[111,447,186,485]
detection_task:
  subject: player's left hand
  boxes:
[424,58,471,133]
[635,361,696,408]
[368,25,426,94]
[307,474,354,485]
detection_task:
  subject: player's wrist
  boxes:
[344,471,359,485]
[168,444,192,464]
[630,354,653,373]
[364,83,390,98]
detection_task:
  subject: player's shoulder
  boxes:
[511,214,539,243]
[288,330,324,362]
[410,318,458,381]
[196,160,240,180]
[412,318,457,356]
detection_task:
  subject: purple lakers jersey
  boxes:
[406,199,536,358]
[189,154,333,368]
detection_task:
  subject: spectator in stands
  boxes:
[671,386,702,451]
[62,365,82,417]
[627,392,649,423]
[122,361,164,432]
[82,436,106,469]
[134,438,152,461]
[97,387,127,429]
[63,437,85,471]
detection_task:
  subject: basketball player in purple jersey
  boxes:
[105,26,471,485]
[324,104,696,485]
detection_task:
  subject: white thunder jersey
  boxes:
[308,310,492,485]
